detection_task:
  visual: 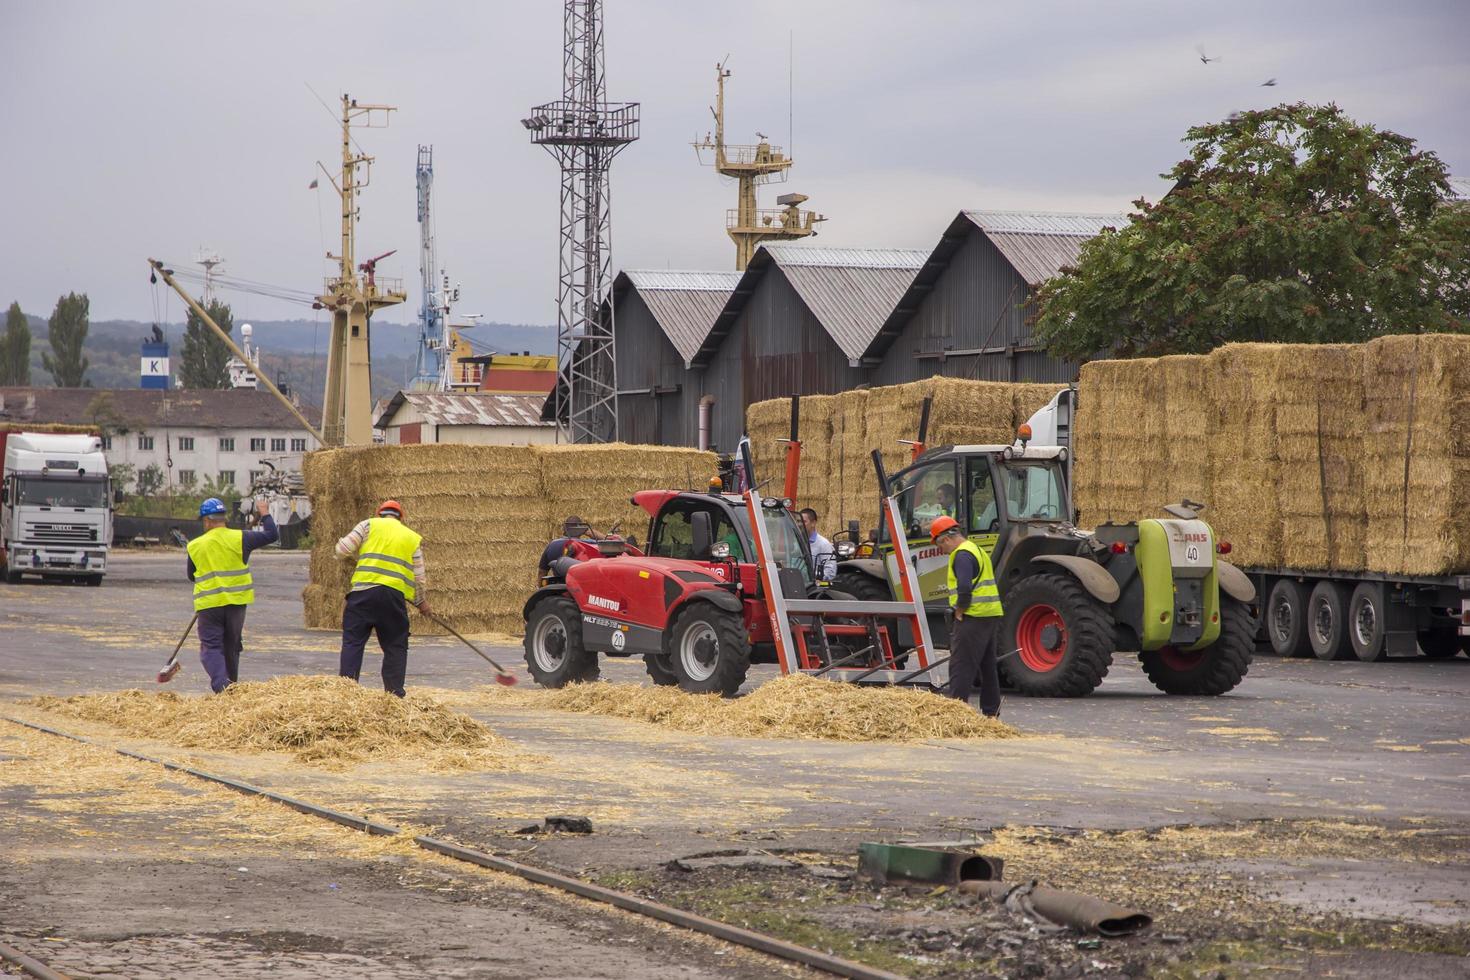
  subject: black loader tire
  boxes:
[998,573,1113,697]
[523,595,600,688]
[668,603,751,698]
[1140,596,1254,695]
[1418,629,1462,659]
[1265,578,1312,658]
[833,570,891,603]
[1307,580,1352,661]
[644,653,679,685]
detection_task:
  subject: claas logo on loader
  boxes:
[1170,530,1210,544]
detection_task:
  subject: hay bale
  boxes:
[29,675,531,771]
[744,395,834,512]
[1013,383,1066,434]
[830,389,875,532]
[488,673,1019,742]
[1205,344,1285,568]
[1363,334,1470,575]
[1073,359,1162,526]
[1275,345,1366,571]
[535,443,716,541]
[1158,355,1211,509]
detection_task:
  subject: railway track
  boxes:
[5,716,904,980]
[0,939,70,980]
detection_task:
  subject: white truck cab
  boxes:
[1,432,113,585]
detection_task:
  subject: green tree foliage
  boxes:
[42,293,90,387]
[1,302,32,385]
[1035,104,1470,359]
[178,300,235,389]
[135,463,165,497]
[108,462,136,496]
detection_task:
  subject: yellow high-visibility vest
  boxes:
[351,517,421,602]
[947,539,1003,618]
[187,527,254,611]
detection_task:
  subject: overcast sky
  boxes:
[1,0,1466,332]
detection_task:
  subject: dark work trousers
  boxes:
[949,615,1002,717]
[198,605,246,693]
[339,585,411,697]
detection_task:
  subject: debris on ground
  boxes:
[486,673,1020,742]
[515,815,595,835]
[28,675,535,772]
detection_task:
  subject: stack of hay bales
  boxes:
[1363,334,1470,575]
[743,395,833,514]
[303,443,715,636]
[927,378,1022,448]
[1203,344,1287,567]
[831,389,875,530]
[1072,358,1162,525]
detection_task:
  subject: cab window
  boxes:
[894,461,960,540]
[967,458,999,534]
[1001,462,1067,521]
[649,501,745,560]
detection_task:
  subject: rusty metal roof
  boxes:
[963,211,1129,286]
[375,391,553,429]
[621,270,743,365]
[0,386,320,430]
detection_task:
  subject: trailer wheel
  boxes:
[1417,629,1462,659]
[669,603,750,698]
[999,573,1113,697]
[1140,596,1254,695]
[644,653,679,685]
[1347,582,1388,662]
[523,595,600,688]
[1307,581,1352,661]
[1265,579,1311,658]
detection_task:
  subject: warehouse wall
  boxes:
[872,226,1079,386]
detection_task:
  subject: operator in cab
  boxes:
[336,499,429,698]
[930,516,1003,718]
[186,497,277,693]
[798,507,837,581]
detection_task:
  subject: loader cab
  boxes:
[645,492,816,589]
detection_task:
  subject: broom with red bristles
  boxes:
[156,613,199,683]
[423,609,518,686]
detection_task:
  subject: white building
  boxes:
[0,387,320,495]
[375,391,555,445]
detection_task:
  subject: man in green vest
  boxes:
[186,496,277,692]
[931,515,1004,717]
[336,499,429,697]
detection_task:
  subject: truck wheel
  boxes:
[1306,581,1352,661]
[1417,629,1462,659]
[86,576,102,587]
[4,568,20,585]
[669,603,750,698]
[833,571,890,603]
[1265,579,1311,658]
[523,595,600,688]
[999,573,1113,697]
[1140,596,1254,695]
[644,654,679,685]
[1347,582,1388,662]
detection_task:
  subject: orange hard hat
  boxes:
[378,499,403,518]
[929,515,960,541]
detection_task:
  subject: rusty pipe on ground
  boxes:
[959,879,1152,937]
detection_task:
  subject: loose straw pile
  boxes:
[30,675,531,771]
[491,673,1019,742]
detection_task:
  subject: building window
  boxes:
[249,469,264,485]
[250,437,266,452]
[271,438,286,452]
[178,436,194,451]
[219,437,234,452]
[218,470,235,489]
[178,469,196,486]
[138,435,154,450]
[291,437,307,452]
[101,435,112,451]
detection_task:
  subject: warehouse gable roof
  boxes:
[618,270,743,366]
[0,386,320,431]
[861,209,1129,361]
[376,391,553,429]
[693,244,928,366]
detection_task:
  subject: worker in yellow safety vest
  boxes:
[931,515,1004,717]
[336,499,429,697]
[186,496,277,692]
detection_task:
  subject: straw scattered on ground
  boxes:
[28,675,534,772]
[485,673,1020,742]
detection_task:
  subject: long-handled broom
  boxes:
[156,613,199,683]
[422,610,518,686]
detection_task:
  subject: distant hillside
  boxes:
[10,315,555,400]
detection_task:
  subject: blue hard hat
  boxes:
[199,497,227,518]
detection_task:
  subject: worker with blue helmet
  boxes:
[185,495,278,692]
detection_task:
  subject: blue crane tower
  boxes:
[411,145,460,390]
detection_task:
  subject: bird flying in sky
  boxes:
[1196,45,1220,64]
[1261,78,1277,86]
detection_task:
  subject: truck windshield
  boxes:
[17,478,107,509]
[999,462,1067,522]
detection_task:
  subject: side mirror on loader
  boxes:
[690,511,713,560]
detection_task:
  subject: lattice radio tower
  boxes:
[523,0,639,443]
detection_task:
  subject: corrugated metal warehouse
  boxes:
[867,210,1128,386]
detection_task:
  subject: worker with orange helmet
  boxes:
[335,499,429,697]
[931,515,1004,717]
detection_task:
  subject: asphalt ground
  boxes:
[2,550,1467,978]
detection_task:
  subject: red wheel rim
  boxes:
[1016,604,1067,672]
[1159,645,1205,671]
